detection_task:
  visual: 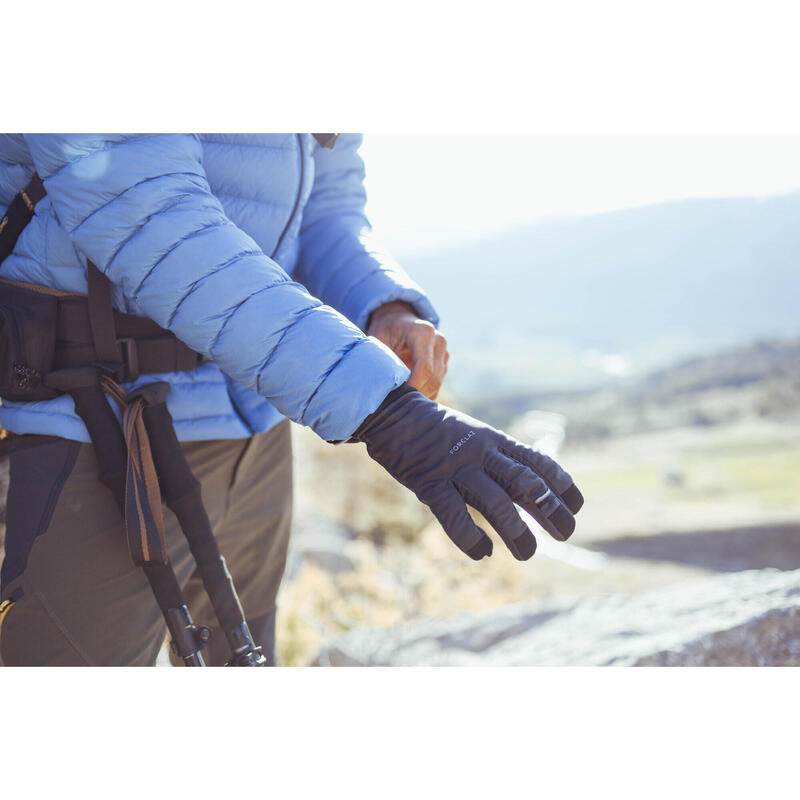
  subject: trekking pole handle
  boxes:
[226,622,267,666]
[166,605,212,667]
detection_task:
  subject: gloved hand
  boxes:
[349,383,584,561]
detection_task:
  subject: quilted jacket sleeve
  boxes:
[23,133,410,441]
[295,134,439,331]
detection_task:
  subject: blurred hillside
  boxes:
[472,336,800,435]
[404,193,800,400]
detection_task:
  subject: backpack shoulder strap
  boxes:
[0,173,46,262]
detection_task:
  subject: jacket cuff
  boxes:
[309,336,411,441]
[346,382,417,443]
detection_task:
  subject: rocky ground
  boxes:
[280,412,800,666]
[314,568,800,666]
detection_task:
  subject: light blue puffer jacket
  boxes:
[0,134,438,442]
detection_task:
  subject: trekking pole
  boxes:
[45,367,213,665]
[135,383,266,666]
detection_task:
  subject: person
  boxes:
[0,133,582,666]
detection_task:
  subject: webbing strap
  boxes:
[101,375,168,566]
[54,338,202,378]
[87,261,122,366]
[19,173,46,209]
[0,174,46,261]
[0,598,15,627]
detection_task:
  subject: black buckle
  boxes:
[117,338,139,382]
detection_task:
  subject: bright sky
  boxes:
[361,135,800,259]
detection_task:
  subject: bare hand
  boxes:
[366,301,449,400]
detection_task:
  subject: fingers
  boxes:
[499,438,584,514]
[561,484,585,514]
[407,328,435,394]
[484,452,576,541]
[428,485,494,560]
[407,323,448,400]
[455,469,537,561]
[429,335,448,401]
[367,305,450,401]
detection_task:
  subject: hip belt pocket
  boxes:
[0,283,60,402]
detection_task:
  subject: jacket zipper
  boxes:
[271,134,305,260]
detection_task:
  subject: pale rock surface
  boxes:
[313,568,800,666]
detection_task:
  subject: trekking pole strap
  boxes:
[44,366,210,664]
[100,375,170,566]
[45,367,169,567]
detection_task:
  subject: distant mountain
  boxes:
[404,193,800,400]
[635,337,800,400]
[468,336,800,438]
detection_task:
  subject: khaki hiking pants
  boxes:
[0,419,292,666]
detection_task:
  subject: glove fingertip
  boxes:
[466,534,493,561]
[561,484,584,515]
[548,505,576,541]
[511,531,537,561]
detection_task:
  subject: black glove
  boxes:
[349,383,584,561]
